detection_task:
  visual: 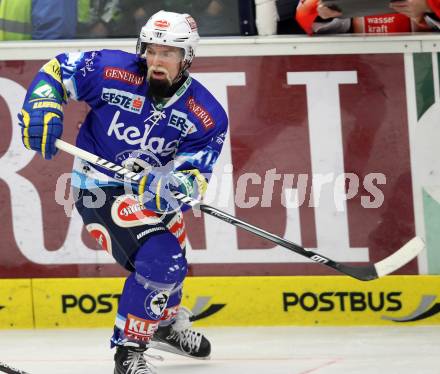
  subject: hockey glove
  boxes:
[18,108,63,160]
[138,168,207,213]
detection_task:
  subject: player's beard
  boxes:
[147,66,173,99]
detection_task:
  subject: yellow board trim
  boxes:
[0,279,33,329]
[1,276,440,329]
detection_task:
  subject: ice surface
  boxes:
[0,326,439,374]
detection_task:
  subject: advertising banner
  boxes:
[3,276,438,328]
[32,278,124,328]
[0,52,437,277]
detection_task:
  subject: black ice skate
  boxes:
[114,343,157,374]
[151,306,211,359]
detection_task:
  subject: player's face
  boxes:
[145,44,183,84]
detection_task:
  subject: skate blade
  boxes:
[149,341,211,360]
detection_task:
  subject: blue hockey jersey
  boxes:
[22,49,228,195]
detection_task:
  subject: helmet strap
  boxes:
[174,61,188,82]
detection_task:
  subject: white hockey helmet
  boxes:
[137,10,200,70]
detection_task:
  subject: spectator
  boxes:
[115,0,241,38]
[0,0,76,41]
[255,0,279,35]
[296,0,438,34]
[0,0,31,40]
[255,0,304,36]
[115,0,193,37]
[32,0,77,39]
[390,0,440,29]
[194,0,241,36]
[77,0,121,38]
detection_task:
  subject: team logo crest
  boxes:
[144,290,170,319]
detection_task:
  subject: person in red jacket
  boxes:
[296,0,439,34]
[390,0,440,27]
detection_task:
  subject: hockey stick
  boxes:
[0,362,31,374]
[55,139,424,281]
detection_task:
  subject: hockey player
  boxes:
[18,10,228,374]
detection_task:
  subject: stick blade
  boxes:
[0,361,31,374]
[374,236,425,277]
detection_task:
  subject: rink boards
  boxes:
[2,38,440,333]
[0,275,439,329]
[2,38,440,281]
